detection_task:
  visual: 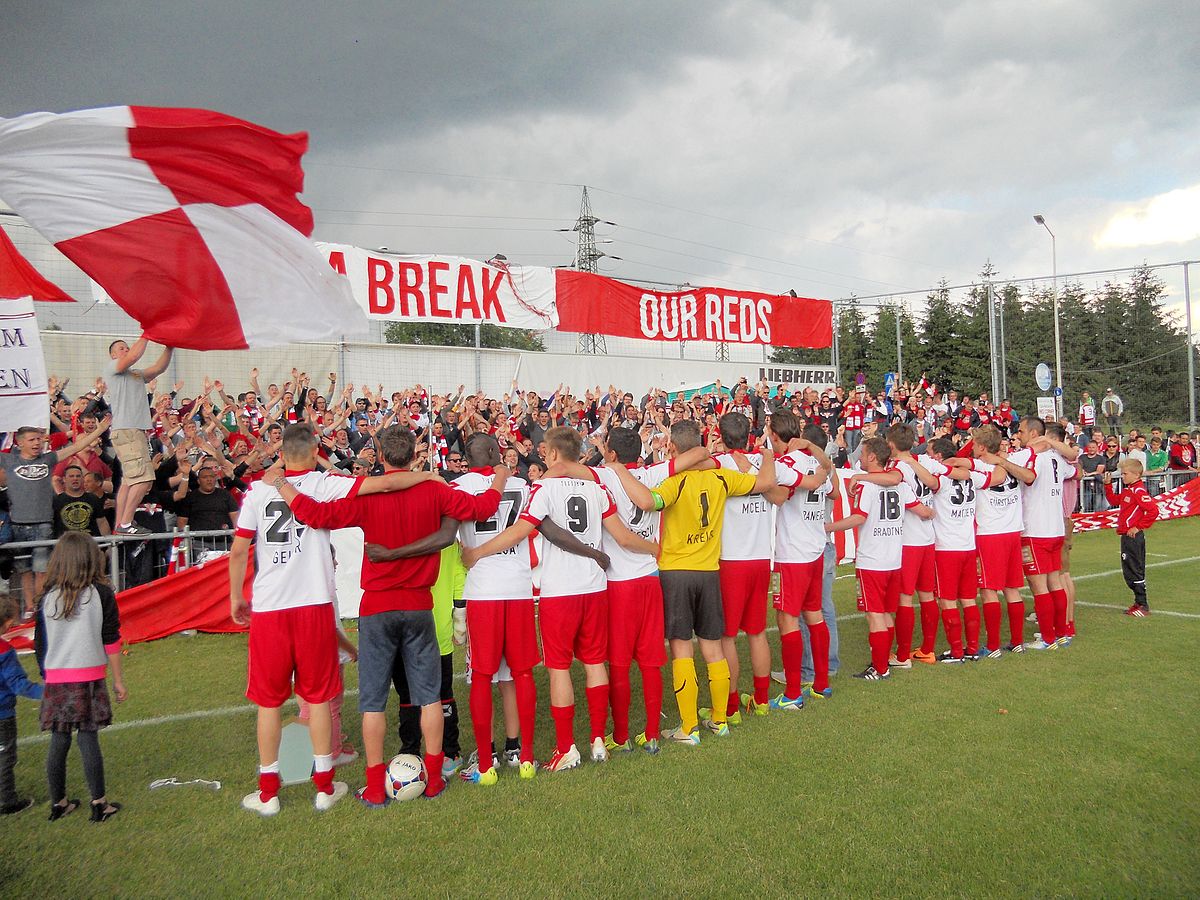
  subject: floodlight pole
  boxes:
[1185,261,1196,427]
[1034,215,1062,419]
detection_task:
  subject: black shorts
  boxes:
[660,570,725,642]
[357,610,440,712]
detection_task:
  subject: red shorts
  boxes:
[607,576,667,667]
[899,543,936,596]
[538,591,608,669]
[719,558,771,635]
[1022,536,1064,576]
[774,558,824,617]
[466,598,541,676]
[935,550,978,601]
[856,568,900,615]
[246,603,341,708]
[977,532,1024,590]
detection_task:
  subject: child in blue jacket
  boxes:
[1,592,44,815]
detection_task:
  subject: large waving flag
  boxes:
[0,107,367,350]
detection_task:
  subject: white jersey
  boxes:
[897,457,936,547]
[592,461,672,582]
[928,465,989,551]
[773,450,831,565]
[970,459,1023,536]
[455,471,532,601]
[235,470,360,613]
[520,476,615,597]
[715,452,774,561]
[850,479,916,571]
[1009,447,1067,538]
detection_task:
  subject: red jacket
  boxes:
[288,478,500,615]
[1104,480,1158,535]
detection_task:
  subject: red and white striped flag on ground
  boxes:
[0,106,367,350]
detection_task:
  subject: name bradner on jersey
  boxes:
[1008,447,1067,539]
[455,471,532,601]
[897,458,935,547]
[970,459,1023,536]
[714,452,775,562]
[592,461,672,582]
[234,470,361,613]
[519,476,616,597]
[850,480,918,571]
[773,450,831,565]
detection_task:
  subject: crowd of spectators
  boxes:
[1,347,1196,611]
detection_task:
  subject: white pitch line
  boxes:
[16,556,1196,747]
[1074,601,1200,620]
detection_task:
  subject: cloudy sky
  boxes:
[5,0,1199,319]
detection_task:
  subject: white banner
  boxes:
[316,242,558,331]
[0,297,49,431]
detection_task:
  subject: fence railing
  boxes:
[2,528,235,600]
[1076,469,1196,514]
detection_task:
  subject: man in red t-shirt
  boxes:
[841,387,867,452]
[274,426,509,805]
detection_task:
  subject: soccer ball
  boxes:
[384,753,426,801]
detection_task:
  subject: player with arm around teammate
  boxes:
[463,427,656,772]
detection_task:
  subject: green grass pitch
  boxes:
[5,518,1199,897]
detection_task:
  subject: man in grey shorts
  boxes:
[275,426,508,803]
[106,336,174,534]
[0,422,111,617]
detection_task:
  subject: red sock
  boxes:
[753,675,770,706]
[895,605,915,661]
[423,752,444,797]
[982,602,1002,651]
[868,629,891,674]
[311,768,334,795]
[886,625,895,651]
[1051,588,1068,638]
[780,630,804,699]
[1065,619,1075,637]
[809,620,831,692]
[919,600,940,653]
[941,607,963,657]
[469,674,494,773]
[1006,600,1025,646]
[513,669,537,764]
[963,605,981,654]
[364,763,386,805]
[585,684,609,742]
[639,663,662,741]
[726,690,740,718]
[258,771,281,803]
[551,704,575,754]
[609,665,631,745]
[1033,592,1056,644]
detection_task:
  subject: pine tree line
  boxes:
[774,264,1198,423]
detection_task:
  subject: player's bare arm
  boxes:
[852,468,905,488]
[751,443,777,494]
[602,515,659,557]
[228,535,252,625]
[461,518,536,568]
[366,515,458,562]
[539,517,610,570]
[984,451,1037,485]
[1027,436,1080,461]
[825,513,866,533]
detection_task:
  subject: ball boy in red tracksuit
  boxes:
[1104,459,1158,617]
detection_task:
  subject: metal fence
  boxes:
[2,528,234,606]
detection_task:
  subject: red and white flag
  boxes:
[0,106,366,350]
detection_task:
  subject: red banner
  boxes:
[554,270,833,349]
[1071,476,1200,532]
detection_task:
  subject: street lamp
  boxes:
[1033,215,1062,419]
